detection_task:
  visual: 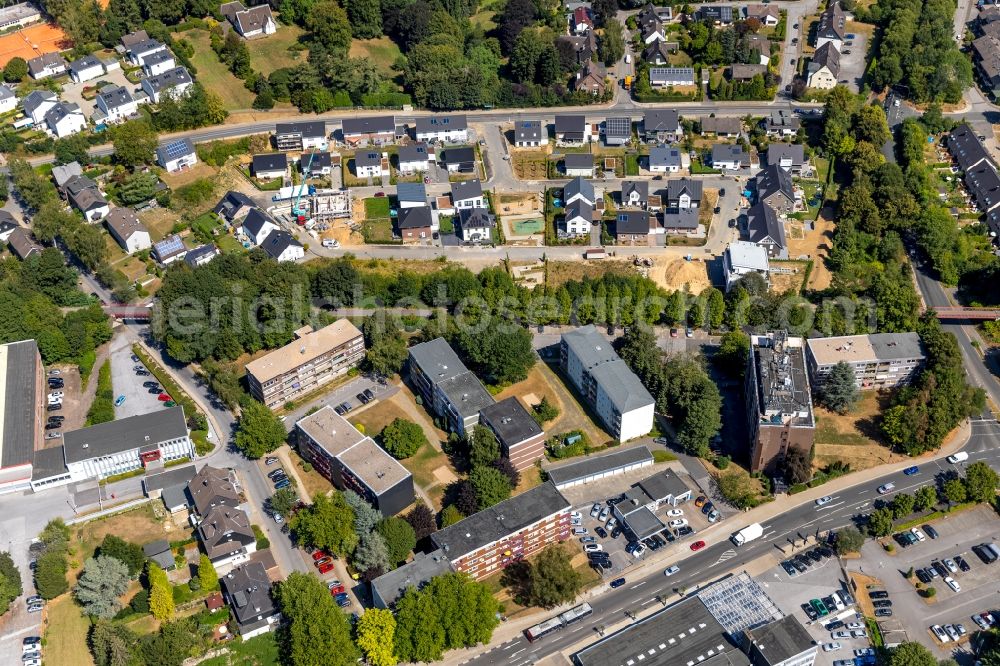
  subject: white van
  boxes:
[947,452,969,464]
[321,238,340,248]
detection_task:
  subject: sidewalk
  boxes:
[438,418,974,665]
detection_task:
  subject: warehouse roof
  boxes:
[546,446,653,486]
[62,407,187,464]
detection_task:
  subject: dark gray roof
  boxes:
[156,138,195,165]
[63,406,188,464]
[355,150,381,168]
[215,191,256,220]
[437,372,494,420]
[637,469,690,501]
[444,146,475,166]
[564,153,594,169]
[810,41,841,77]
[2,340,40,468]
[514,120,543,143]
[199,505,254,559]
[451,178,483,202]
[555,114,586,134]
[252,153,287,173]
[605,116,632,139]
[644,109,680,132]
[712,143,750,166]
[98,85,134,110]
[949,123,995,172]
[184,244,219,267]
[130,38,165,55]
[31,445,67,481]
[143,66,193,93]
[617,210,649,234]
[479,397,542,447]
[26,53,65,76]
[275,121,325,138]
[397,143,429,164]
[562,326,655,413]
[757,163,794,203]
[458,207,493,229]
[767,144,805,167]
[745,616,816,665]
[667,178,703,202]
[162,484,189,510]
[409,338,467,384]
[622,180,649,203]
[69,55,102,75]
[371,551,453,607]
[565,199,592,222]
[242,208,275,238]
[698,4,733,21]
[397,205,432,229]
[564,176,595,203]
[189,465,240,516]
[650,145,682,168]
[142,539,175,569]
[415,115,467,134]
[396,182,427,204]
[22,90,55,117]
[143,464,197,493]
[662,208,699,229]
[966,162,1000,211]
[342,116,395,135]
[221,562,277,629]
[153,234,187,262]
[622,505,664,538]
[143,51,174,67]
[260,230,302,259]
[869,332,924,360]
[752,331,813,423]
[431,481,569,559]
[817,1,846,40]
[575,595,750,666]
[546,446,653,485]
[745,203,786,249]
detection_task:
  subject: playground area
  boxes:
[512,218,543,234]
[0,23,69,67]
[501,212,545,246]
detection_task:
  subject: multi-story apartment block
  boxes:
[745,332,815,475]
[479,397,545,471]
[430,481,570,580]
[407,338,494,437]
[296,405,414,515]
[245,320,364,410]
[560,326,654,442]
[806,333,925,390]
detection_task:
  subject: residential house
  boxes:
[746,4,781,26]
[949,123,995,172]
[965,161,1000,212]
[746,33,771,63]
[648,145,682,173]
[252,153,287,180]
[572,5,593,33]
[452,179,485,210]
[105,208,151,254]
[408,338,495,437]
[198,504,256,573]
[661,208,698,234]
[723,240,770,291]
[666,178,703,209]
[744,202,787,258]
[396,182,427,209]
[95,85,138,124]
[341,116,396,146]
[415,115,469,143]
[127,39,168,67]
[573,61,606,96]
[7,228,41,259]
[23,90,56,124]
[140,67,194,103]
[397,206,433,243]
[764,110,802,137]
[274,121,327,151]
[121,30,150,49]
[979,35,1000,96]
[730,63,767,81]
[143,540,176,570]
[806,332,926,390]
[301,151,333,176]
[615,210,651,244]
[214,191,256,225]
[221,562,280,638]
[514,119,545,147]
[697,5,734,24]
[65,176,109,221]
[184,244,220,268]
[480,397,545,471]
[699,116,742,137]
[649,67,695,88]
[156,138,197,173]
[69,55,103,83]
[710,143,757,171]
[0,85,15,113]
[152,234,188,264]
[604,116,632,146]
[398,143,431,172]
[241,208,279,245]
[561,325,655,441]
[815,1,846,51]
[354,150,387,179]
[44,102,85,138]
[458,207,494,243]
[188,466,239,518]
[554,115,590,144]
[555,33,596,67]
[642,109,682,143]
[142,50,176,77]
[26,53,66,80]
[756,163,796,214]
[260,230,304,262]
[564,153,594,177]
[621,180,649,208]
[640,21,666,44]
[767,144,807,173]
[643,39,678,65]
[564,176,595,207]
[443,146,476,173]
[636,3,672,30]
[807,42,840,89]
[220,1,277,38]
[0,212,16,242]
[563,199,593,236]
[51,162,82,189]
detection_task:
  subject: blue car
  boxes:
[903,466,919,476]
[610,578,626,589]
[274,478,291,490]
[114,395,126,407]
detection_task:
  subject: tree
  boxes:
[715,470,757,509]
[357,607,398,666]
[834,526,865,555]
[353,532,391,576]
[0,552,22,612]
[290,492,359,556]
[277,572,359,666]
[887,641,937,666]
[964,460,999,503]
[533,396,559,424]
[891,492,915,519]
[818,362,860,414]
[942,478,967,506]
[198,554,218,592]
[35,551,68,599]
[54,135,91,165]
[381,418,427,459]
[97,535,145,577]
[3,57,27,82]
[148,562,174,621]
[525,545,582,608]
[234,400,287,459]
[494,457,520,488]
[269,486,299,517]
[376,517,417,566]
[89,621,138,666]
[75,555,130,619]
[782,447,812,484]
[498,0,537,54]
[867,507,895,537]
[469,424,500,469]
[347,0,383,38]
[404,502,437,541]
[308,0,353,52]
[599,19,625,66]
[455,326,535,385]
[111,120,158,168]
[343,490,382,534]
[440,504,464,527]
[714,330,750,377]
[469,465,511,510]
[914,485,938,512]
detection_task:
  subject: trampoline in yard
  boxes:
[513,219,544,234]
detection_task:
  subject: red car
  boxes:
[318,562,334,574]
[328,585,345,596]
[157,393,172,402]
[311,551,328,561]
[690,540,706,551]
[315,557,333,568]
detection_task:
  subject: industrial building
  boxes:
[0,340,44,494]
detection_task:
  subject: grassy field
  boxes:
[200,633,281,666]
[813,392,909,471]
[178,29,255,110]
[248,24,308,75]
[44,595,94,666]
[348,37,403,78]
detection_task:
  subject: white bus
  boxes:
[525,603,594,642]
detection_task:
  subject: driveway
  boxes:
[59,67,135,120]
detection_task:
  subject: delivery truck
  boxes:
[730,523,763,546]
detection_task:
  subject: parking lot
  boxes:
[837,27,869,92]
[281,374,400,432]
[109,333,166,419]
[42,362,85,437]
[845,505,1000,660]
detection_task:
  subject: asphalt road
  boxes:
[467,418,1000,665]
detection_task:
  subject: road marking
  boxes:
[630,581,647,589]
[641,598,657,606]
[611,607,624,614]
[817,501,845,511]
[0,626,37,641]
[710,549,737,567]
[502,643,517,651]
[570,625,585,632]
[509,648,525,659]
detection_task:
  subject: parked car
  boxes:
[595,526,608,538]
[356,392,369,404]
[823,642,841,652]
[572,527,588,536]
[315,557,333,568]
[945,576,961,592]
[363,388,375,401]
[690,540,706,551]
[268,469,286,480]
[610,578,626,588]
[274,479,291,489]
[599,506,610,522]
[943,558,958,573]
[869,591,889,599]
[875,608,893,617]
[955,555,970,572]
[318,562,334,574]
[590,503,602,518]
[669,519,688,528]
[584,544,603,553]
[265,457,279,466]
[707,510,721,522]
[695,496,707,508]
[924,525,939,539]
[114,395,126,407]
[311,551,329,561]
[580,536,597,544]
[910,527,926,542]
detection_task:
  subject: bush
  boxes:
[130,589,149,614]
[380,418,427,459]
[715,455,731,470]
[921,586,936,598]
[252,525,270,550]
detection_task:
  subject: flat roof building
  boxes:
[546,446,654,489]
[613,469,692,539]
[744,615,817,666]
[371,551,453,609]
[245,320,364,410]
[296,405,414,515]
[479,397,545,471]
[407,338,494,437]
[806,332,925,390]
[0,340,44,494]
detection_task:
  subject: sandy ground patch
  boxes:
[769,260,809,293]
[159,163,220,189]
[787,212,834,291]
[813,393,907,471]
[432,465,458,486]
[138,207,182,241]
[649,257,712,292]
[497,192,542,215]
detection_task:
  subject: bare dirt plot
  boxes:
[159,163,220,189]
[546,259,637,288]
[138,207,182,241]
[497,192,542,215]
[649,257,712,292]
[0,23,69,67]
[75,503,185,558]
[786,212,835,291]
[769,260,809,294]
[512,152,549,180]
[812,393,908,472]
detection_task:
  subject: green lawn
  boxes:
[176,29,256,110]
[399,441,451,492]
[43,596,93,666]
[216,234,246,254]
[248,23,308,76]
[198,633,281,666]
[348,37,403,78]
[364,197,391,217]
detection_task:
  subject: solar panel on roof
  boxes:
[155,235,185,256]
[162,140,191,159]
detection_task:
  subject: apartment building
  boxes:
[407,338,494,437]
[560,326,654,442]
[245,320,364,410]
[479,397,545,471]
[744,332,815,475]
[430,481,571,580]
[806,333,925,390]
